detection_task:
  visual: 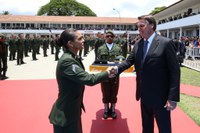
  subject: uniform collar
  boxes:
[65,49,80,59]
[106,43,114,50]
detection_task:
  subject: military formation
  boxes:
[84,32,134,61]
[0,33,61,79]
[5,33,61,62]
[0,31,135,80]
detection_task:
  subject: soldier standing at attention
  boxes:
[94,32,104,60]
[0,33,8,80]
[55,34,60,61]
[97,31,123,119]
[83,35,89,57]
[8,34,17,61]
[31,34,38,61]
[16,33,25,65]
[24,34,30,57]
[120,33,128,59]
[50,35,55,54]
[42,35,49,57]
[36,35,41,55]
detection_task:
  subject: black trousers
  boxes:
[32,49,37,60]
[0,54,8,73]
[101,76,119,103]
[53,118,82,133]
[55,50,59,60]
[17,50,24,64]
[9,49,16,60]
[141,102,171,133]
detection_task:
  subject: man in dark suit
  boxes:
[111,15,180,133]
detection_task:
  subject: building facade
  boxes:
[0,0,200,39]
[154,0,200,39]
[0,15,138,36]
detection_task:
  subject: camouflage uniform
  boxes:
[97,31,122,119]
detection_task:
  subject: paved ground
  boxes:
[6,48,200,100]
[7,51,57,80]
[3,48,200,133]
[6,49,135,80]
[6,48,200,99]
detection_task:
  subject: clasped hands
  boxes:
[106,66,118,78]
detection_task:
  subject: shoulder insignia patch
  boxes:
[72,64,80,73]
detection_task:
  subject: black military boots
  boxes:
[103,103,117,119]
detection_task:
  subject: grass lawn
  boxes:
[178,94,200,126]
[181,67,200,87]
[179,66,200,126]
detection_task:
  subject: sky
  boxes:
[0,0,180,18]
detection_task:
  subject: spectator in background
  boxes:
[197,37,200,47]
[174,38,185,66]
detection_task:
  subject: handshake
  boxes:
[106,66,118,78]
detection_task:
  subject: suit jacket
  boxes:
[49,49,109,127]
[118,34,180,107]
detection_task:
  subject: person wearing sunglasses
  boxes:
[97,30,123,119]
[111,15,180,133]
[49,29,115,133]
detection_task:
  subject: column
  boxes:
[167,29,169,38]
[193,28,196,37]
[184,30,186,37]
[172,31,175,39]
[199,25,200,36]
[179,27,182,39]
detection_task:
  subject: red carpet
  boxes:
[0,77,199,133]
[180,83,200,97]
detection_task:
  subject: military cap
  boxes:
[106,30,115,37]
[0,33,5,37]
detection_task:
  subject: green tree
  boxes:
[37,0,96,16]
[2,11,10,15]
[150,6,166,15]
